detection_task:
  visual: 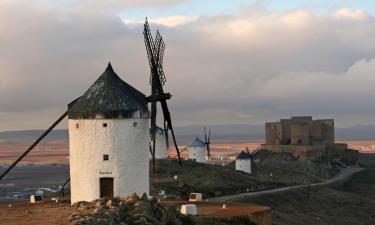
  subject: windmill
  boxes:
[143,18,182,171]
[204,126,211,159]
[246,147,256,175]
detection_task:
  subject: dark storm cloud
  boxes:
[0,2,375,130]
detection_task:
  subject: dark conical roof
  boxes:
[236,151,251,160]
[190,137,206,148]
[68,63,149,119]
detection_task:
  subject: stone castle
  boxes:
[260,117,357,162]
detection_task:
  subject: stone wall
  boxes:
[265,117,334,146]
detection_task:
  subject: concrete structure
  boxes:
[68,63,150,204]
[189,193,203,202]
[235,151,252,174]
[180,204,197,215]
[260,117,357,161]
[150,127,167,159]
[188,137,207,163]
[30,195,43,204]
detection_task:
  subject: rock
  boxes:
[106,199,113,207]
[73,201,92,210]
[70,193,195,225]
[123,193,139,205]
[69,212,81,221]
[140,193,148,201]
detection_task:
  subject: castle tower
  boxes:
[68,63,150,204]
[235,151,252,174]
[188,137,207,163]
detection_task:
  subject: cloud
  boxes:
[124,16,198,27]
[55,0,188,13]
[334,8,368,20]
[1,2,375,130]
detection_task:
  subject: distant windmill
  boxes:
[143,18,182,172]
[246,147,256,175]
[204,126,211,159]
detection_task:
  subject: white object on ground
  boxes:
[180,204,197,215]
[30,195,43,203]
[189,193,202,202]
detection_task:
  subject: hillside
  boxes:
[151,159,283,199]
[151,154,340,199]
[238,169,375,225]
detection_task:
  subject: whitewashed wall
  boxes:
[188,147,207,163]
[69,118,149,204]
[149,131,167,159]
[235,159,252,174]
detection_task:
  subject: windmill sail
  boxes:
[143,18,182,172]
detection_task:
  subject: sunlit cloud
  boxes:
[334,8,368,20]
[1,1,375,130]
[124,15,198,27]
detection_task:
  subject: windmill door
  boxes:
[100,177,114,198]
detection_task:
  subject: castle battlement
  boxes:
[260,117,357,162]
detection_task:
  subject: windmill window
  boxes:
[76,124,79,129]
[103,154,109,161]
[103,123,108,127]
[133,122,137,127]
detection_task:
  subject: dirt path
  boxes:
[209,167,364,202]
[0,201,74,225]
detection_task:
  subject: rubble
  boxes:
[70,193,195,225]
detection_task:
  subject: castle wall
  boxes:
[290,121,310,145]
[262,117,357,163]
[265,122,282,145]
[320,119,334,144]
[265,117,334,146]
[260,144,326,159]
[280,119,292,144]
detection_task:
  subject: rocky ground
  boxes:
[251,150,340,185]
[70,193,195,225]
[0,194,258,225]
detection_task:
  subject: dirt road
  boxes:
[210,167,364,202]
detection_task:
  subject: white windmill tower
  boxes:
[188,137,207,163]
[149,127,168,159]
[235,151,252,174]
[68,63,150,204]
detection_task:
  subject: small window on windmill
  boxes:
[76,123,79,129]
[103,123,108,127]
[133,122,138,127]
[103,154,109,161]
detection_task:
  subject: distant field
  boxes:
[0,140,68,164]
[1,138,374,165]
[0,165,69,204]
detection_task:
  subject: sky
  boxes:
[1,0,375,131]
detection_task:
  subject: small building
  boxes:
[188,137,207,163]
[150,127,167,159]
[235,151,252,174]
[68,63,150,204]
